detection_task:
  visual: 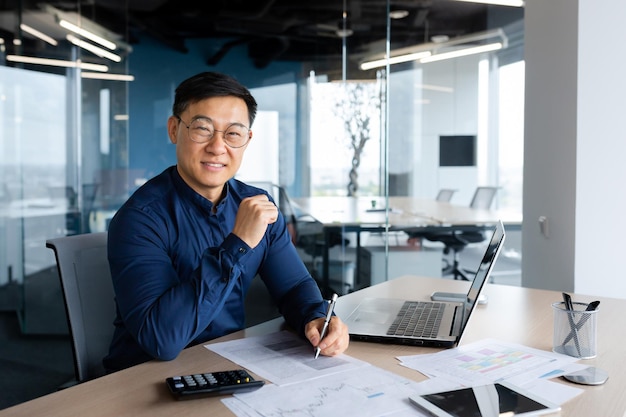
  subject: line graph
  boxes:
[232,366,422,417]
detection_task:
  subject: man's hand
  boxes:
[305,315,350,357]
[232,194,279,248]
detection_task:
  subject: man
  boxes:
[104,71,349,372]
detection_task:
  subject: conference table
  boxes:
[2,276,624,416]
[292,196,522,294]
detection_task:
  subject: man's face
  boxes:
[167,96,252,203]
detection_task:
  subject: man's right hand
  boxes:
[232,194,279,248]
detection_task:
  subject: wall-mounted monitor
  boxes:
[439,135,477,167]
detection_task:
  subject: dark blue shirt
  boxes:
[103,166,327,372]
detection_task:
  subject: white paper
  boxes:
[230,366,430,417]
[206,330,369,386]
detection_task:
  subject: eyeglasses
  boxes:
[177,116,251,148]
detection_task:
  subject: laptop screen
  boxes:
[458,221,505,342]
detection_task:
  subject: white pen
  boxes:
[314,293,338,359]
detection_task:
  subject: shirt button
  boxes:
[238,247,247,254]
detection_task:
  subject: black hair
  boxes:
[172,72,258,127]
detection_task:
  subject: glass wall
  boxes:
[0,3,131,332]
[302,16,524,295]
[0,0,524,331]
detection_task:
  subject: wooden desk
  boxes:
[2,276,624,416]
[292,196,522,294]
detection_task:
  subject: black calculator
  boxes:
[165,369,264,399]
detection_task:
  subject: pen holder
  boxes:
[552,301,598,359]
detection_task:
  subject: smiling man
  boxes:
[104,72,349,372]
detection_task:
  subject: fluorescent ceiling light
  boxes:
[450,0,524,6]
[59,19,116,50]
[66,34,121,62]
[360,28,507,70]
[20,23,58,46]
[82,72,135,81]
[6,55,108,72]
[360,51,431,71]
[420,42,503,63]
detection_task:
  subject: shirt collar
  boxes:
[171,166,232,213]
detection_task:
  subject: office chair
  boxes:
[46,232,115,385]
[406,188,457,245]
[423,186,499,280]
[435,188,457,203]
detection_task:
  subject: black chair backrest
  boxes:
[46,232,115,383]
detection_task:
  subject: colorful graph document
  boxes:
[396,338,585,405]
[396,338,581,386]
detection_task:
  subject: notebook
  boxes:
[341,220,505,347]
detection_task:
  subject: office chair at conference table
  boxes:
[406,188,457,245]
[435,188,456,203]
[422,186,499,280]
[46,232,115,385]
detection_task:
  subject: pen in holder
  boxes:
[552,298,599,359]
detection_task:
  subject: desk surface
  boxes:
[2,277,624,417]
[292,196,522,229]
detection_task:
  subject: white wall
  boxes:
[235,111,279,184]
[523,0,626,299]
[388,57,482,203]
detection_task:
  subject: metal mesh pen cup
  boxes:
[552,301,598,359]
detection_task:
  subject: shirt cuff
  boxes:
[221,233,252,264]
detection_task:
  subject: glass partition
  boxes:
[302,3,525,296]
[0,2,131,332]
[0,0,525,331]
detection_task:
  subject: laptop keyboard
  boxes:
[387,301,445,338]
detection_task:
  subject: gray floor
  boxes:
[0,311,74,410]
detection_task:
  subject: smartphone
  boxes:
[409,381,560,417]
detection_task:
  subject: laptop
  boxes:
[340,220,505,347]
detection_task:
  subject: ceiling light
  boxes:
[335,28,354,38]
[20,23,58,46]
[66,34,121,62]
[360,51,432,71]
[82,72,135,82]
[389,10,410,19]
[360,28,507,70]
[450,0,524,6]
[59,19,117,50]
[6,55,108,72]
[420,42,503,63]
